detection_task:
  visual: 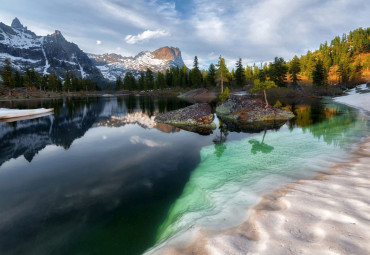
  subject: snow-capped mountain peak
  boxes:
[88,46,185,81]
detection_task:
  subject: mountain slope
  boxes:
[88,46,185,80]
[0,18,104,82]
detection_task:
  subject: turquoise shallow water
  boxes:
[152,100,369,250]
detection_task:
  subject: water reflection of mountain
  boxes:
[0,99,105,166]
[0,96,188,167]
[97,112,180,133]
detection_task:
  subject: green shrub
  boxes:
[274,100,282,108]
[219,87,230,102]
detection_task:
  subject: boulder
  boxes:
[178,88,217,103]
[155,103,216,135]
[216,96,294,131]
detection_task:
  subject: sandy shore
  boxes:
[157,137,370,255]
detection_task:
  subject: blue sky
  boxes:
[1,0,369,68]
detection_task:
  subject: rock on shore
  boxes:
[155,103,216,135]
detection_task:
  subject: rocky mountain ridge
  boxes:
[0,18,104,82]
[0,18,186,84]
[88,46,185,81]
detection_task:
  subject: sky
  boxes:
[0,0,369,68]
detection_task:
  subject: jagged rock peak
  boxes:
[11,17,24,30]
[50,30,65,40]
[151,46,181,60]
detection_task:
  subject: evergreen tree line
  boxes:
[1,58,99,96]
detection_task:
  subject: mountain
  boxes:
[0,18,186,84]
[0,18,104,82]
[88,46,185,80]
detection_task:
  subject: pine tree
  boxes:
[269,57,288,87]
[24,68,32,91]
[289,55,301,87]
[145,69,154,90]
[48,73,58,92]
[180,65,188,88]
[156,71,166,90]
[191,56,202,88]
[64,70,71,93]
[138,73,145,91]
[115,76,123,90]
[235,58,245,86]
[14,71,23,87]
[207,64,216,87]
[216,56,229,93]
[312,59,328,87]
[124,72,136,90]
[1,58,14,97]
[337,57,350,84]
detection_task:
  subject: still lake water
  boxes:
[0,95,368,255]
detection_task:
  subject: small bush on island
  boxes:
[274,100,282,108]
[219,86,230,102]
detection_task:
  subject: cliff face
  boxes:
[151,47,181,60]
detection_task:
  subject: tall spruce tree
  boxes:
[312,59,328,87]
[64,70,71,93]
[235,58,245,86]
[145,69,154,90]
[269,57,288,87]
[216,56,229,93]
[207,64,216,87]
[289,55,301,87]
[1,58,14,97]
[115,76,123,90]
[191,56,202,88]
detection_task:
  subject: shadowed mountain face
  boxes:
[0,18,104,82]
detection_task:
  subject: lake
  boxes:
[0,95,368,255]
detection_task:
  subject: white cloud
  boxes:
[125,29,170,44]
[96,40,102,45]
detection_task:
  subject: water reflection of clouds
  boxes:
[129,136,169,148]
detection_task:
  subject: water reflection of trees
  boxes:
[213,120,229,159]
[289,101,367,148]
[248,130,274,154]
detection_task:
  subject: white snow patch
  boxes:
[334,84,370,113]
[40,38,50,75]
[0,108,53,119]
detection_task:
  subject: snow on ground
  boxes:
[334,84,370,113]
[0,108,53,119]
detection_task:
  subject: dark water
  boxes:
[0,95,368,255]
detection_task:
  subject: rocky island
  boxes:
[154,103,216,135]
[216,95,295,132]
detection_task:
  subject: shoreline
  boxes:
[155,136,370,255]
